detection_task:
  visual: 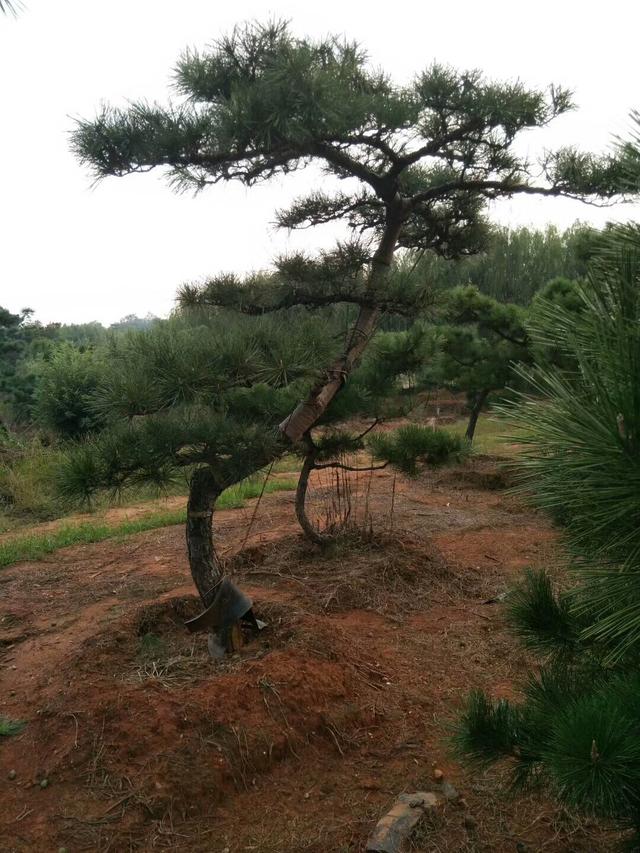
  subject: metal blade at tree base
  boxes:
[184,576,253,633]
[184,577,264,657]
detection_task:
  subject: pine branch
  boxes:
[506,569,579,655]
[180,277,427,315]
[179,244,434,317]
[275,191,378,230]
[0,0,22,16]
[309,141,390,197]
[409,174,618,209]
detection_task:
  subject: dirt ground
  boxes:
[0,456,621,852]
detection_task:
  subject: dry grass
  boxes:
[230,529,483,617]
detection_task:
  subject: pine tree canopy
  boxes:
[436,286,530,388]
[51,309,432,502]
[73,20,624,267]
[71,20,634,452]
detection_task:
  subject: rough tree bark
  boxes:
[465,388,490,442]
[294,447,327,546]
[186,466,225,606]
[280,210,404,443]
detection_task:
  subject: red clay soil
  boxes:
[0,458,621,852]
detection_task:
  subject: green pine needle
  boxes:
[545,696,640,817]
[506,569,578,654]
[368,424,467,476]
[452,690,521,765]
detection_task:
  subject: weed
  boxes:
[0,715,26,736]
[138,632,167,659]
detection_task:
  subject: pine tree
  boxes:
[69,20,626,645]
[527,276,585,371]
[427,285,530,441]
[35,343,108,439]
[454,223,640,845]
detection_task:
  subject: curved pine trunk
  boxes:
[188,212,404,644]
[186,466,225,607]
[280,213,404,444]
[294,451,328,546]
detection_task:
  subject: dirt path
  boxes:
[0,460,620,852]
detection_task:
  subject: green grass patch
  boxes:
[0,510,187,567]
[0,476,296,569]
[0,716,26,737]
[270,454,302,474]
[448,415,519,456]
[138,632,168,659]
[216,474,296,509]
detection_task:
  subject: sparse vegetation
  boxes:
[0,475,296,567]
[0,715,25,736]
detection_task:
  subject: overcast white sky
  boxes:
[1,0,639,324]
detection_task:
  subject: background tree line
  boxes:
[0,219,594,534]
[0,311,157,428]
[0,223,590,440]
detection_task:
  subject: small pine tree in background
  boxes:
[424,285,531,441]
[454,221,640,846]
[372,265,591,447]
[35,343,108,439]
[368,424,467,476]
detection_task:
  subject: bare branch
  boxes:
[312,460,389,472]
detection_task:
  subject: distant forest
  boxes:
[0,312,158,426]
[0,223,591,430]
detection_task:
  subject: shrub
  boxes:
[35,343,106,439]
[368,424,467,476]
